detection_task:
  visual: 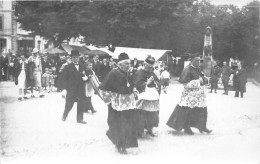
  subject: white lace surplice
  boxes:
[178,79,206,108]
[100,90,136,111]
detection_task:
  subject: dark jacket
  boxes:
[92,61,101,78]
[59,63,85,99]
[99,63,111,81]
[233,68,247,92]
[134,69,160,94]
[210,65,221,81]
[41,59,51,74]
[221,65,231,81]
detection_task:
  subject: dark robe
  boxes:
[99,68,138,149]
[167,64,209,132]
[133,69,161,134]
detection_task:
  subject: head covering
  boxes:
[145,56,155,65]
[70,50,80,57]
[32,48,39,54]
[118,53,129,64]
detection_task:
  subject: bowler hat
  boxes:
[70,50,80,57]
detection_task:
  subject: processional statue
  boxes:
[202,26,213,77]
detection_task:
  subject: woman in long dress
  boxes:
[16,54,29,100]
[167,57,212,135]
[27,48,44,98]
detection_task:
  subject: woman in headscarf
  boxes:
[167,56,212,135]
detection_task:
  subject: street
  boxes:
[1,79,260,164]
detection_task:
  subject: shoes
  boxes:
[91,110,97,114]
[23,96,28,99]
[31,95,35,98]
[147,130,156,137]
[61,117,66,121]
[117,147,127,155]
[184,127,194,135]
[39,94,45,98]
[77,120,87,124]
[214,91,217,93]
[18,97,22,101]
[203,128,212,134]
[209,91,212,93]
[137,132,144,138]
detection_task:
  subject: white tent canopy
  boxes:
[84,45,115,57]
[113,47,171,61]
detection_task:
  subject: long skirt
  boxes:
[166,105,208,131]
[136,100,159,133]
[18,70,28,89]
[32,70,41,87]
[106,104,138,149]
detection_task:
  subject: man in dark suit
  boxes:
[99,58,111,81]
[60,50,86,124]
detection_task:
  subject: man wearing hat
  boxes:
[134,56,161,137]
[27,48,44,98]
[99,52,138,154]
[59,49,86,124]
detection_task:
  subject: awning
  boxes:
[41,47,67,54]
[85,50,111,58]
[113,47,171,61]
[58,43,91,55]
[84,45,115,58]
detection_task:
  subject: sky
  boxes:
[209,0,257,8]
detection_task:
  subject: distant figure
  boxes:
[16,54,29,100]
[99,58,111,81]
[91,55,101,80]
[27,48,44,98]
[233,62,247,98]
[209,61,221,93]
[221,61,231,95]
[160,66,170,94]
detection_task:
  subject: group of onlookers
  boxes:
[209,59,247,98]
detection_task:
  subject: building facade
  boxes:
[0,0,16,53]
[0,0,49,55]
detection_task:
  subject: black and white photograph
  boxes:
[0,0,260,163]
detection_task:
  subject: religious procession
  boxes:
[1,0,260,163]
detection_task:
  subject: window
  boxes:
[0,0,3,8]
[0,38,7,51]
[0,15,3,31]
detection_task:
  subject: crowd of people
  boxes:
[1,48,248,155]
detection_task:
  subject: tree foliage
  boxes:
[15,0,259,67]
